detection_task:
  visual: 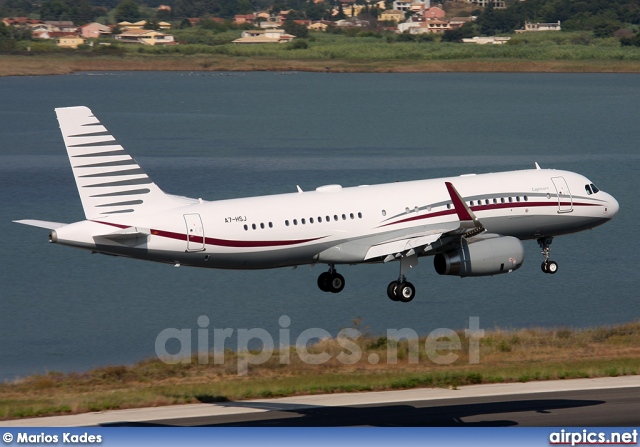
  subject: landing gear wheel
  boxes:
[328,273,345,293]
[387,281,400,301]
[541,260,558,274]
[396,281,415,303]
[317,272,331,292]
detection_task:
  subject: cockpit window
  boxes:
[591,183,600,193]
[585,184,592,195]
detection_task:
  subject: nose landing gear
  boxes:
[538,237,558,274]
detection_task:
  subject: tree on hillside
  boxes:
[0,0,34,18]
[115,0,141,21]
[283,17,309,38]
[40,0,70,20]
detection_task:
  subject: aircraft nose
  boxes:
[605,193,619,218]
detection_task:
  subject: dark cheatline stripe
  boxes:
[72,150,126,158]
[80,168,146,178]
[68,131,111,138]
[77,159,136,169]
[148,228,327,248]
[380,201,600,228]
[91,220,130,229]
[100,209,135,214]
[90,188,151,198]
[96,200,143,207]
[84,178,153,188]
[69,139,117,148]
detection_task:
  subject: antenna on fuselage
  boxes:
[534,162,541,170]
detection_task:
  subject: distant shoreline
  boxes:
[2,54,640,76]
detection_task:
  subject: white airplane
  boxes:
[15,106,619,303]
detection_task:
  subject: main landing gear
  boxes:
[317,265,345,294]
[386,252,418,303]
[387,277,416,303]
[538,237,558,274]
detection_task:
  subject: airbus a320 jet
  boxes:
[15,107,619,302]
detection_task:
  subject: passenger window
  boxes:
[508,197,513,203]
[260,223,265,229]
[493,198,497,204]
[269,222,273,228]
[326,215,330,221]
[244,224,248,231]
[342,214,346,220]
[318,217,322,223]
[285,220,289,226]
[252,224,256,230]
[516,196,520,202]
[350,213,354,219]
[310,217,314,224]
[585,185,592,195]
[293,219,298,225]
[485,199,489,205]
[301,218,306,225]
[334,215,338,221]
[358,212,362,218]
[524,195,528,201]
[501,198,505,203]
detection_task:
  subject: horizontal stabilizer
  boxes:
[13,219,67,230]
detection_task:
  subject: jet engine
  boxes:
[434,234,524,277]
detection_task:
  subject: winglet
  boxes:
[445,182,483,231]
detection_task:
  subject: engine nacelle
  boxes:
[434,234,524,277]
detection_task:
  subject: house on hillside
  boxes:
[56,35,85,48]
[232,29,295,44]
[81,22,111,39]
[393,0,429,12]
[115,29,175,45]
[380,10,405,23]
[422,5,445,19]
[516,21,561,32]
[2,17,42,27]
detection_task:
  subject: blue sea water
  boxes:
[0,72,638,380]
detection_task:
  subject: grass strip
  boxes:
[1,320,639,420]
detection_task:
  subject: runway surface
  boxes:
[4,376,639,427]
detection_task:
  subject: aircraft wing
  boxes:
[363,182,486,262]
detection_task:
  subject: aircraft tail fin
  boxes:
[55,106,194,220]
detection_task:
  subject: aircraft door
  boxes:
[184,213,205,251]
[551,177,573,213]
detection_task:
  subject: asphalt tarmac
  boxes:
[5,376,639,427]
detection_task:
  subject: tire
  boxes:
[547,260,558,274]
[328,273,345,293]
[541,261,549,273]
[387,281,399,301]
[317,272,331,292]
[396,281,415,303]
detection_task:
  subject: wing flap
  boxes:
[364,232,445,261]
